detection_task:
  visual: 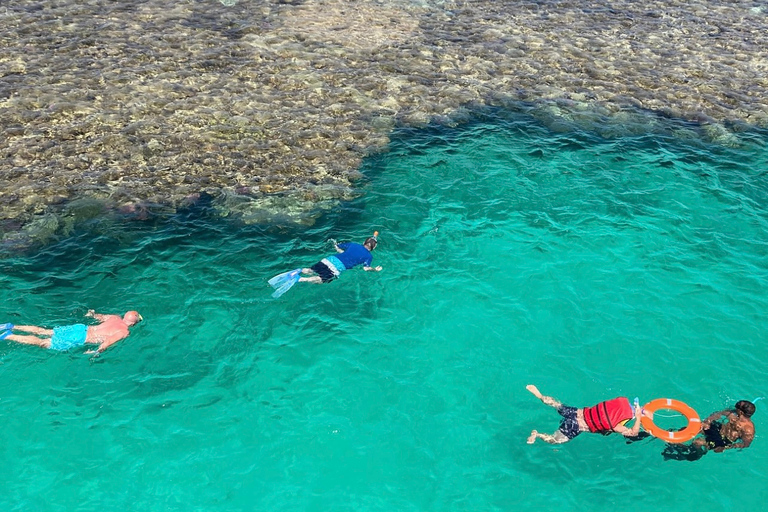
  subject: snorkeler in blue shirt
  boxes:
[299,232,382,284]
[267,232,382,297]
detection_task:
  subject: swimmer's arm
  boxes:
[86,309,113,322]
[95,341,115,353]
[729,427,754,450]
[86,337,123,354]
[701,409,730,429]
[615,406,644,437]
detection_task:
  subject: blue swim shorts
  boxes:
[50,324,88,351]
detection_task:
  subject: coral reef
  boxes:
[1,0,766,240]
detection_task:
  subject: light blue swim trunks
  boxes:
[50,324,88,351]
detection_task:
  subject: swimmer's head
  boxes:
[123,311,143,326]
[735,400,756,417]
[364,231,379,251]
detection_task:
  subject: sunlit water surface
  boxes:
[2,109,768,511]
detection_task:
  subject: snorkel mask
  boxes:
[365,230,378,246]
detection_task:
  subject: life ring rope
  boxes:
[640,398,701,444]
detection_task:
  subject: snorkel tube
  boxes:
[364,231,379,250]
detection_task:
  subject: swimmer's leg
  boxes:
[12,325,54,336]
[527,429,570,445]
[526,384,563,408]
[4,334,52,349]
[299,268,323,284]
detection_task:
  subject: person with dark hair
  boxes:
[0,310,143,353]
[662,400,756,461]
[526,384,643,444]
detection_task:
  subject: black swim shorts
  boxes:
[557,405,582,440]
[704,422,731,450]
[310,261,337,283]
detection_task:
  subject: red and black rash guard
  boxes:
[583,397,633,433]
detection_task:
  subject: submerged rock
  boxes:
[1,0,766,239]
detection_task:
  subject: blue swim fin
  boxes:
[268,269,301,298]
[0,323,13,331]
[0,330,11,340]
[268,269,300,288]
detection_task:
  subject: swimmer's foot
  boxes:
[527,430,538,444]
[526,385,542,399]
[0,323,14,331]
[0,330,12,341]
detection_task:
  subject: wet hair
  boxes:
[735,400,756,417]
[364,237,378,250]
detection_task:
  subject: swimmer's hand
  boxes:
[85,309,95,318]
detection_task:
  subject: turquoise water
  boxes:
[2,109,768,510]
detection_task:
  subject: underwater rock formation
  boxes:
[1,0,766,240]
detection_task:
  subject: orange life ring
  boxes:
[640,398,701,444]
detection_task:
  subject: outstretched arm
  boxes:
[86,309,116,322]
[701,409,730,429]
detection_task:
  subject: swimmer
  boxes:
[299,233,382,284]
[0,310,143,353]
[268,232,382,297]
[526,384,643,444]
[662,400,755,461]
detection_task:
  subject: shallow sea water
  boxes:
[1,109,768,511]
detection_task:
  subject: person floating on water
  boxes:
[526,384,643,444]
[662,400,756,461]
[268,231,382,298]
[0,310,143,353]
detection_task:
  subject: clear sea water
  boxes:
[2,108,768,511]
